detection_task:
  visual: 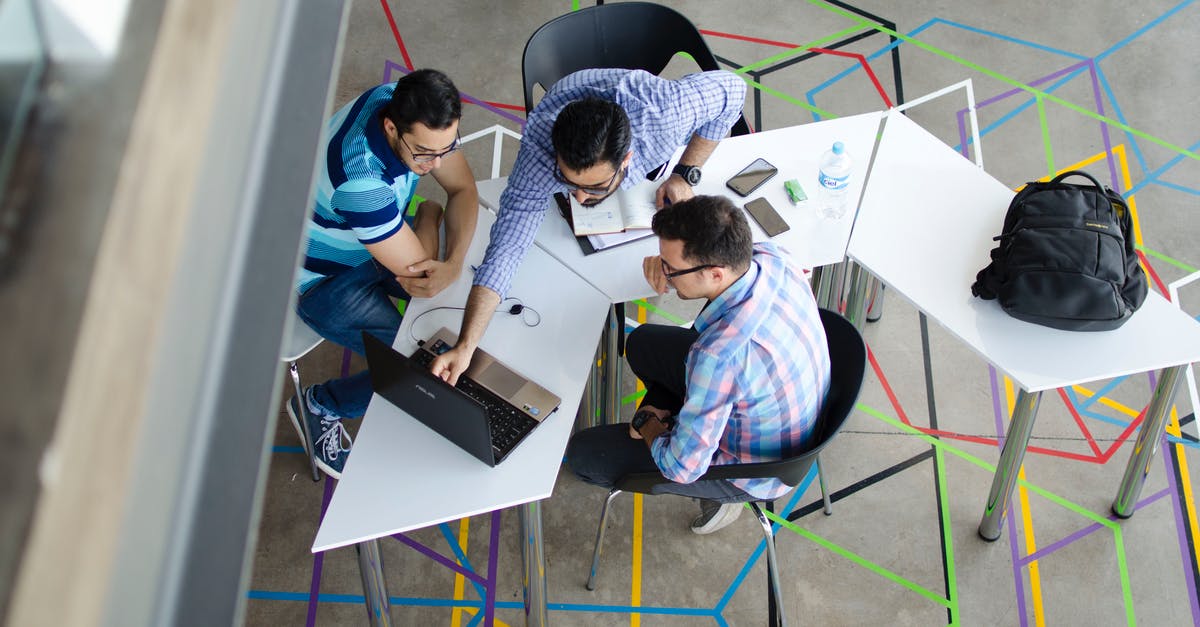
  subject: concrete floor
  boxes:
[246,1,1200,625]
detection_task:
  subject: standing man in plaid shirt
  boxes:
[566,195,832,534]
[428,68,747,385]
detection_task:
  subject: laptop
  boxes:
[362,329,561,466]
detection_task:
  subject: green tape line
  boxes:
[935,447,960,623]
[762,507,952,608]
[1138,245,1198,274]
[858,403,1117,528]
[630,299,689,325]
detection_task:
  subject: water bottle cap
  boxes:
[832,142,844,155]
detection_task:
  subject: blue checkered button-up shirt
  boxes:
[474,68,747,297]
[650,243,832,500]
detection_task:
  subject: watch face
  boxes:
[674,165,701,186]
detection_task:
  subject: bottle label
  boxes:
[818,171,849,190]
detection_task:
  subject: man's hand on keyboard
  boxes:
[430,344,473,387]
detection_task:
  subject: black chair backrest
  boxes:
[521,2,751,135]
[614,308,866,495]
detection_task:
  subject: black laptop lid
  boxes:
[362,332,497,466]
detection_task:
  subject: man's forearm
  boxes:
[677,135,719,168]
[457,284,501,351]
[442,188,479,264]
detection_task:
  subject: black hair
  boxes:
[379,68,462,134]
[550,98,632,172]
[652,195,752,272]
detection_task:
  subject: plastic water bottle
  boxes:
[816,141,853,219]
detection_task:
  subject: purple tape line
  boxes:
[383,60,527,127]
[306,476,337,627]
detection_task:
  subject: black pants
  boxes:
[564,324,752,503]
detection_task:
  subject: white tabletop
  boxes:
[848,110,1200,393]
[478,112,885,303]
[312,209,611,552]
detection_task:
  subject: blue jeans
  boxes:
[296,259,408,418]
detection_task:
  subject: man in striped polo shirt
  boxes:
[566,195,831,535]
[289,69,479,479]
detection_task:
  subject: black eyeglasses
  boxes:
[399,132,460,163]
[661,258,718,280]
[554,162,624,196]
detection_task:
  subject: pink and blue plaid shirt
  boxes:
[650,242,831,500]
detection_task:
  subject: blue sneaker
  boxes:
[287,389,353,480]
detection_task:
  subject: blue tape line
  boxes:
[1094,67,1149,176]
[437,523,488,601]
[1095,0,1195,61]
[1150,178,1200,197]
[927,18,1088,59]
[714,466,815,612]
[1126,137,1200,196]
[547,603,716,615]
[1072,376,1128,410]
[273,445,306,454]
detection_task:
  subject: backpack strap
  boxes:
[1050,169,1105,191]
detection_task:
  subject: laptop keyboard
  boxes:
[411,348,538,456]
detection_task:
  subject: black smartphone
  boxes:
[726,157,779,196]
[745,197,790,237]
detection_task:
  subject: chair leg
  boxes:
[586,489,622,591]
[817,455,832,516]
[289,361,322,482]
[750,503,786,627]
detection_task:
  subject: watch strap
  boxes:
[672,163,701,186]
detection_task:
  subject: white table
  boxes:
[312,208,611,625]
[847,110,1200,539]
[477,112,885,304]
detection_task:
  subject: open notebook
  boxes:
[569,178,658,236]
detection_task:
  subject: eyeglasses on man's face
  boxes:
[399,131,461,163]
[554,162,624,196]
[661,258,718,280]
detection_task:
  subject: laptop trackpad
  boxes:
[477,363,525,398]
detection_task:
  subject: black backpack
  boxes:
[971,170,1147,331]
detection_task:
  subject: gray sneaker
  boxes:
[691,500,744,535]
[286,389,353,480]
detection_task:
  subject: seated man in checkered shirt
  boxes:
[567,195,832,534]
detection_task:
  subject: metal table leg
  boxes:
[604,304,622,424]
[580,304,622,430]
[356,539,392,626]
[978,389,1042,541]
[288,361,321,481]
[519,501,548,627]
[1112,365,1186,518]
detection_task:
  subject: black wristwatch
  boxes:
[671,163,702,186]
[632,409,675,434]
[631,409,656,433]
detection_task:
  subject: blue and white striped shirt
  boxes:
[297,83,416,293]
[475,69,747,297]
[650,243,832,500]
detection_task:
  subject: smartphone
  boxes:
[745,197,790,237]
[726,158,779,196]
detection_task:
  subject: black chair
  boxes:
[583,309,866,627]
[521,0,751,136]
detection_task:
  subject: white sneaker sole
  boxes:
[286,397,343,481]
